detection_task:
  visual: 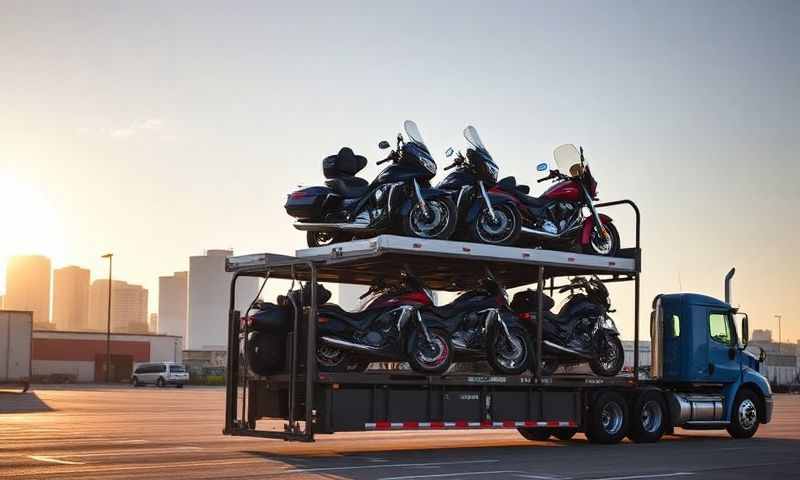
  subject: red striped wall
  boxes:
[32,338,150,362]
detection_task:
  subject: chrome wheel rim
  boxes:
[316,345,345,367]
[410,200,449,238]
[599,338,620,373]
[641,400,663,433]
[590,227,613,255]
[738,399,758,431]
[495,334,527,369]
[601,401,624,435]
[477,206,515,243]
[416,334,449,369]
[313,232,336,246]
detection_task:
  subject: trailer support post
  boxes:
[633,273,640,383]
[224,272,241,434]
[536,265,544,383]
[304,262,318,441]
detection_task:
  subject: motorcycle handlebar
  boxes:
[376,157,391,165]
[443,162,457,170]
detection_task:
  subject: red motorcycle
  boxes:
[482,144,620,256]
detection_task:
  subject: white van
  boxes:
[131,362,189,388]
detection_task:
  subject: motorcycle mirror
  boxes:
[536,163,548,172]
[446,147,454,157]
[378,140,391,150]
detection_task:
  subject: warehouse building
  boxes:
[31,330,182,383]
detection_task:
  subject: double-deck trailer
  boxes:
[223,202,772,444]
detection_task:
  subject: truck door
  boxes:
[705,311,741,383]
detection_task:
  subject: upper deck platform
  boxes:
[225,235,640,291]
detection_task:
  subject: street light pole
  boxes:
[102,253,113,383]
[774,314,782,354]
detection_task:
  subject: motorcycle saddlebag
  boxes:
[249,302,290,333]
[284,186,339,219]
[511,289,556,313]
[246,331,286,375]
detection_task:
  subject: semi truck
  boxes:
[222,202,772,444]
[0,310,32,393]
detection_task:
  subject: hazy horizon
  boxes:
[1,1,798,341]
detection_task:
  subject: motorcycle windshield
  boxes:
[404,120,429,152]
[553,144,582,175]
[463,125,488,152]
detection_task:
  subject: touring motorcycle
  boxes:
[418,271,533,375]
[512,276,624,377]
[245,279,454,375]
[285,120,457,247]
[491,144,621,256]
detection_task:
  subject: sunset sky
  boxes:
[1,1,798,341]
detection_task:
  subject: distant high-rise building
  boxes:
[149,313,159,333]
[88,280,148,333]
[158,271,188,338]
[187,250,259,351]
[5,255,51,328]
[752,329,772,343]
[52,266,90,331]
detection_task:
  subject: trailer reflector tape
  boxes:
[364,420,576,430]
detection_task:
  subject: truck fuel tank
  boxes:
[669,393,725,425]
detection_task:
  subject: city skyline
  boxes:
[1,1,798,342]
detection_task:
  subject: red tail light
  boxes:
[518,312,532,322]
[289,191,309,199]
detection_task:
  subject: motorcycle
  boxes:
[245,280,454,375]
[437,126,522,245]
[511,276,624,377]
[285,120,458,247]
[418,270,533,375]
[490,144,621,256]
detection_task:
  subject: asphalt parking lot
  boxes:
[1,386,799,479]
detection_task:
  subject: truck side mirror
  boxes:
[741,314,749,346]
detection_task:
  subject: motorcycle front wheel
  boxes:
[470,204,522,246]
[316,345,369,373]
[402,198,457,240]
[589,335,624,377]
[487,326,532,375]
[406,328,453,374]
[583,222,621,256]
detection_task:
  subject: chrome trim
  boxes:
[651,296,663,379]
[414,310,434,344]
[413,179,429,216]
[543,340,590,358]
[478,181,497,221]
[320,336,383,353]
[394,305,415,333]
[456,185,472,212]
[668,393,724,425]
[293,221,372,231]
[520,225,560,238]
[387,182,403,217]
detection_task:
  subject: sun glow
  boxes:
[0,174,65,293]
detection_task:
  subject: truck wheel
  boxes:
[517,428,551,441]
[407,328,453,374]
[585,391,629,444]
[727,388,761,439]
[552,428,578,441]
[487,326,532,375]
[627,390,666,443]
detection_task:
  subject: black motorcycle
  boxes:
[511,276,624,377]
[285,120,457,247]
[419,271,533,375]
[437,126,522,245]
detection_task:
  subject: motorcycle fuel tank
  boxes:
[542,180,581,202]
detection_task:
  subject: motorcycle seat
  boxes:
[318,303,383,326]
[497,177,547,207]
[325,176,369,198]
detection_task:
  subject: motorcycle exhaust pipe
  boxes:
[320,336,390,355]
[543,340,592,359]
[294,221,373,232]
[520,226,562,239]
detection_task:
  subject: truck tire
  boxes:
[585,391,629,444]
[517,428,551,441]
[552,428,578,441]
[727,388,760,439]
[627,390,666,443]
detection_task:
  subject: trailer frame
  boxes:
[224,200,640,442]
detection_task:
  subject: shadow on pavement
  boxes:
[0,390,54,413]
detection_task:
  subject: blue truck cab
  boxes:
[650,288,773,438]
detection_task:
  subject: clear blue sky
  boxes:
[1,1,798,340]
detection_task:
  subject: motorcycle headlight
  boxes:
[486,162,499,183]
[600,316,619,333]
[419,154,437,175]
